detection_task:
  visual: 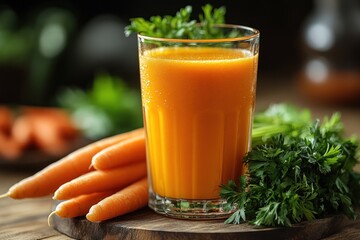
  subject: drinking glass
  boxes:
[138,24,260,219]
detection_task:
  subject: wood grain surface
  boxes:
[49,205,360,240]
[0,196,71,239]
[0,170,71,240]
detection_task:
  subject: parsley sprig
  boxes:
[124,4,226,39]
[221,104,360,227]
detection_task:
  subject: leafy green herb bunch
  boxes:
[221,104,360,227]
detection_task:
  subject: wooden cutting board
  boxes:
[49,205,357,240]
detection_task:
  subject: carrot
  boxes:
[3,128,144,199]
[0,106,12,132]
[30,114,71,155]
[24,107,78,155]
[52,191,116,218]
[23,106,78,139]
[0,132,22,160]
[0,106,20,159]
[53,162,147,200]
[92,134,146,170]
[86,178,148,222]
[24,107,78,138]
[11,114,34,149]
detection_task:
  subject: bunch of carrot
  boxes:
[0,106,78,160]
[0,128,148,222]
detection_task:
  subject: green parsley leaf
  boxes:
[124,4,226,39]
[221,104,360,227]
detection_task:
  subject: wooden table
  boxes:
[0,170,71,239]
[1,79,360,239]
[1,169,360,240]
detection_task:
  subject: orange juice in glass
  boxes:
[138,25,259,219]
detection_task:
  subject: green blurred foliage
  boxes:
[0,9,35,64]
[57,73,143,140]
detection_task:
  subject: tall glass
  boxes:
[138,24,259,219]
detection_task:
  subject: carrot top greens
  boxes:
[221,104,360,227]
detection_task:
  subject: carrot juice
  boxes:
[141,47,257,197]
[138,25,260,219]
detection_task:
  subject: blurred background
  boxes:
[0,0,360,166]
[2,0,359,104]
[1,0,314,103]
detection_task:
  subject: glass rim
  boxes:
[137,24,260,43]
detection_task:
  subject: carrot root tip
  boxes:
[48,211,57,227]
[88,163,94,171]
[0,192,10,199]
[86,207,96,222]
[52,192,61,200]
[86,213,93,221]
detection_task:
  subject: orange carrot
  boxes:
[53,191,116,218]
[11,114,34,149]
[92,134,146,170]
[0,106,12,132]
[23,106,78,139]
[86,178,148,222]
[24,107,78,155]
[22,106,71,120]
[53,162,147,200]
[0,132,22,160]
[3,128,144,199]
[30,114,71,156]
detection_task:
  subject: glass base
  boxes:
[149,192,237,220]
